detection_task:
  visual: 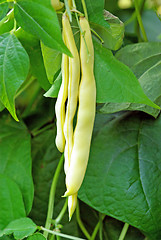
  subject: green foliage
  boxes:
[0,2,8,21]
[0,0,161,239]
[14,0,71,56]
[0,218,37,240]
[101,42,161,117]
[79,112,161,239]
[0,175,26,230]
[0,33,29,120]
[0,114,34,215]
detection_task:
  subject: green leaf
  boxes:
[0,33,29,121]
[142,10,161,42]
[116,42,161,68]
[27,233,46,240]
[0,174,26,230]
[0,18,14,35]
[94,40,159,109]
[100,61,161,117]
[44,72,62,98]
[0,2,9,21]
[101,42,161,117]
[14,0,71,56]
[0,218,37,240]
[0,114,34,215]
[0,100,5,112]
[41,41,61,84]
[79,112,161,239]
[91,10,124,50]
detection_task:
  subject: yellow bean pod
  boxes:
[51,0,64,10]
[63,13,80,174]
[68,193,78,220]
[64,17,96,196]
[55,30,69,153]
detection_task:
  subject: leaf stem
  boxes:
[43,154,64,239]
[118,223,129,240]
[134,0,148,42]
[90,214,106,240]
[32,123,54,137]
[54,198,68,225]
[81,0,88,20]
[99,213,104,240]
[41,227,86,240]
[76,202,91,240]
[91,28,104,44]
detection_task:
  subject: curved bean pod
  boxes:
[63,13,80,174]
[55,30,69,153]
[65,17,96,196]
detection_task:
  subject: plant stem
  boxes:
[91,28,104,44]
[76,202,91,240]
[43,154,64,239]
[118,223,129,240]
[32,123,54,137]
[54,198,68,225]
[134,0,148,42]
[90,214,106,240]
[42,227,86,240]
[99,213,104,240]
[81,0,88,20]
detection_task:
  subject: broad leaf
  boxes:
[0,2,8,21]
[142,10,161,42]
[27,233,46,240]
[44,72,62,98]
[41,42,61,84]
[94,41,159,109]
[0,100,4,111]
[0,18,14,35]
[0,33,29,121]
[101,42,161,117]
[0,218,37,240]
[116,42,161,68]
[91,11,124,50]
[79,112,161,239]
[0,174,26,230]
[14,0,71,56]
[0,114,34,215]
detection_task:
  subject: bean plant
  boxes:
[0,0,161,240]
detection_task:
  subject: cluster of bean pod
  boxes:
[54,1,96,220]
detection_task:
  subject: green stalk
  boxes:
[76,202,91,240]
[43,154,64,239]
[90,214,106,240]
[134,0,148,42]
[42,227,86,240]
[118,223,129,240]
[81,0,88,20]
[54,198,68,225]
